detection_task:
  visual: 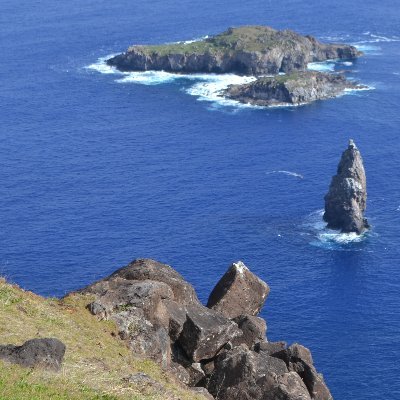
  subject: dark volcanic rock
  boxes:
[0,338,66,371]
[273,344,333,400]
[224,71,365,107]
[71,258,333,397]
[207,261,270,319]
[254,340,287,355]
[323,139,369,233]
[233,314,267,349]
[83,258,200,305]
[178,304,242,362]
[107,26,361,75]
[207,345,312,400]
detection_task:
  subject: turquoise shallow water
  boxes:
[1,1,400,398]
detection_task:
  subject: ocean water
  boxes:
[1,0,400,398]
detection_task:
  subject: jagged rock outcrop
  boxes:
[0,338,66,371]
[324,139,369,233]
[273,344,333,400]
[223,71,365,106]
[206,345,311,400]
[71,258,333,400]
[207,261,270,319]
[107,26,362,75]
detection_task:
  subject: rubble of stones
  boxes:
[75,258,333,400]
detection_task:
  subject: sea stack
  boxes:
[323,139,369,234]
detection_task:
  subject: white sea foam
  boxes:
[353,44,381,53]
[344,85,375,95]
[85,55,122,75]
[180,35,209,44]
[304,210,368,249]
[116,70,184,85]
[307,61,336,72]
[341,61,353,66]
[86,53,370,110]
[265,170,304,179]
[184,74,259,108]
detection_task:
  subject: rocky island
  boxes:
[0,259,334,399]
[105,25,365,107]
[107,25,362,75]
[324,139,369,234]
[223,71,365,106]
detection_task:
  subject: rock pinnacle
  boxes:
[323,139,369,234]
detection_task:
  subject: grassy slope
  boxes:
[129,26,294,56]
[0,279,205,400]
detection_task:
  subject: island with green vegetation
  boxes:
[107,25,362,75]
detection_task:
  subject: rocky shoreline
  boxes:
[70,258,333,400]
[223,71,365,106]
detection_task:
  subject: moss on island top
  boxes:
[129,26,310,55]
[0,279,206,400]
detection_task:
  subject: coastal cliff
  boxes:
[223,71,364,106]
[107,26,361,75]
[0,259,333,399]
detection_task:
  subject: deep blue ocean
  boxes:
[1,0,400,398]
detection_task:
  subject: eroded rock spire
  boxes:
[323,139,369,234]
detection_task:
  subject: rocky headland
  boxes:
[324,139,369,234]
[107,25,362,75]
[223,71,365,106]
[71,258,333,400]
[1,258,334,399]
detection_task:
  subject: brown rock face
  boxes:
[273,344,333,400]
[207,261,270,319]
[224,71,366,107]
[232,314,267,349]
[324,140,369,234]
[107,26,362,76]
[179,304,242,362]
[206,345,312,400]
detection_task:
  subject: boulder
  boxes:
[233,315,267,348]
[111,308,171,367]
[254,340,287,355]
[324,139,369,234]
[81,258,200,306]
[206,345,311,400]
[0,338,65,371]
[178,304,242,362]
[87,278,174,327]
[207,261,270,318]
[273,344,333,400]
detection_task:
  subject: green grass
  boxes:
[128,25,302,56]
[0,279,206,400]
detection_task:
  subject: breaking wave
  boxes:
[304,210,369,250]
[307,61,336,72]
[86,52,371,110]
[85,55,259,109]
